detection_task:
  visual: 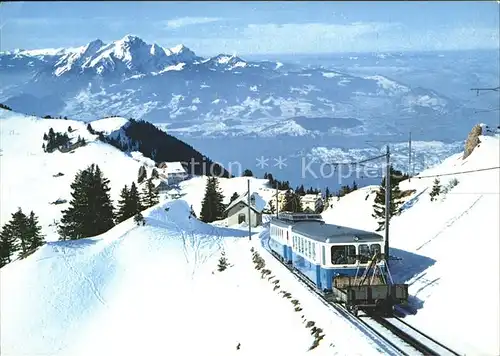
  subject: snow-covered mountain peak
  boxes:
[166,43,199,62]
[170,44,187,54]
[48,36,204,77]
[118,34,144,44]
[84,39,105,53]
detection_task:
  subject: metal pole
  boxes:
[384,145,391,265]
[247,179,251,241]
[408,131,412,182]
[276,185,279,218]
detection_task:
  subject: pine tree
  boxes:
[217,249,229,272]
[324,187,331,210]
[429,178,442,201]
[134,212,145,226]
[229,192,239,204]
[10,208,28,255]
[200,177,225,222]
[0,208,44,264]
[26,211,44,251]
[141,178,159,208]
[372,166,403,231]
[242,169,253,177]
[58,164,115,240]
[138,166,147,184]
[128,182,143,216]
[115,185,130,223]
[283,190,303,213]
[87,123,95,134]
[93,165,115,233]
[0,224,15,267]
[213,178,225,220]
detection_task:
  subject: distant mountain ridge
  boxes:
[0,35,479,140]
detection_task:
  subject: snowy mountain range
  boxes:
[0,34,478,139]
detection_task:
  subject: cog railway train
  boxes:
[268,212,408,316]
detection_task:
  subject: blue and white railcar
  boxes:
[268,217,293,263]
[290,221,385,292]
[269,212,325,264]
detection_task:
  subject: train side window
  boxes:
[321,245,326,264]
[300,238,304,254]
[370,244,381,257]
[312,243,316,262]
[331,245,356,265]
[308,241,312,258]
[358,244,371,263]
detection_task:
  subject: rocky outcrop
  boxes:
[463,124,483,159]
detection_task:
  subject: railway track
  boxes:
[264,242,461,356]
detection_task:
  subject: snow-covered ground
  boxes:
[322,133,500,355]
[0,109,276,242]
[2,107,499,355]
[2,199,386,356]
[0,110,162,241]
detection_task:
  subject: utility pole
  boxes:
[408,131,412,182]
[247,179,251,241]
[384,145,391,265]
[275,185,279,218]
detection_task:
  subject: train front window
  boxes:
[358,244,371,263]
[370,244,381,257]
[331,245,356,265]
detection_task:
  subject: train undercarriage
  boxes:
[269,247,408,317]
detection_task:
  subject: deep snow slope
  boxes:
[0,108,277,241]
[1,200,381,356]
[322,132,500,355]
[0,109,157,241]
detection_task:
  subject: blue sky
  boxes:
[0,1,498,55]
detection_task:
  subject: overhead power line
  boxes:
[470,87,500,96]
[327,153,387,167]
[414,166,500,179]
[356,166,500,181]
